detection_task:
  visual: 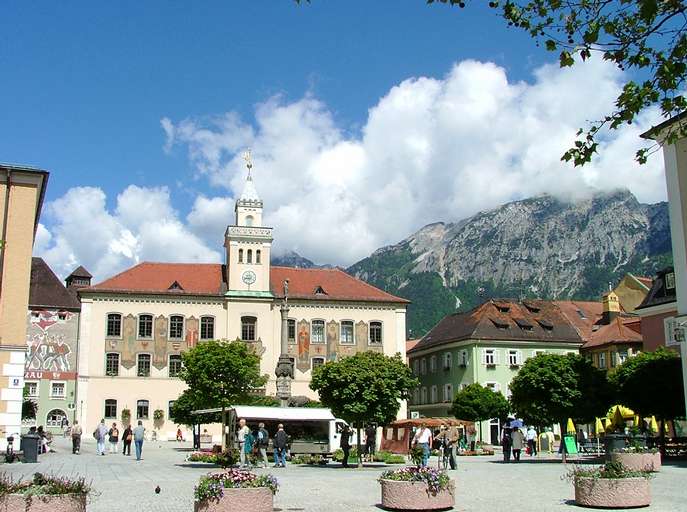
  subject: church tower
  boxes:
[224,152,273,296]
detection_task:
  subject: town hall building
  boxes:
[75,166,408,437]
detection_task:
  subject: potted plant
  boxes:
[0,472,93,512]
[610,446,661,472]
[121,408,131,426]
[568,461,653,509]
[194,469,278,512]
[378,466,455,510]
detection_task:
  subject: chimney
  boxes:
[65,265,92,290]
[601,291,620,324]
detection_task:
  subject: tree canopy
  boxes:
[427,0,687,165]
[609,347,685,421]
[451,383,510,423]
[509,353,612,427]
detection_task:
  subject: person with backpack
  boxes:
[95,419,108,456]
[256,422,269,468]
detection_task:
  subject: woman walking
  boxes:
[122,423,132,456]
[108,423,119,454]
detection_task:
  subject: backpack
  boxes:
[257,429,268,447]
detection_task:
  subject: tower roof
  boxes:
[237,174,262,205]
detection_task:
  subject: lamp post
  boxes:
[275,279,294,407]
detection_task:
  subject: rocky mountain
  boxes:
[347,190,672,338]
[272,250,317,268]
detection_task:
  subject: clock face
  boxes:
[242,270,257,285]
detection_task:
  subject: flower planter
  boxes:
[194,487,273,512]
[609,452,661,472]
[380,479,455,511]
[574,477,651,509]
[2,494,86,512]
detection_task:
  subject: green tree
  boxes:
[509,353,612,445]
[609,347,685,430]
[21,388,37,421]
[310,351,418,467]
[451,383,510,442]
[427,0,687,165]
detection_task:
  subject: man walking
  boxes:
[133,420,145,461]
[511,428,525,462]
[122,423,132,456]
[95,419,108,456]
[237,418,250,468]
[411,423,432,467]
[71,420,82,454]
[364,424,376,463]
[340,424,352,468]
[526,426,538,456]
[256,422,269,468]
[501,428,512,463]
[273,424,287,468]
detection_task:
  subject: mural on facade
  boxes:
[297,320,310,373]
[25,309,78,378]
[326,321,338,361]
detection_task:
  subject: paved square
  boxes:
[1,437,685,511]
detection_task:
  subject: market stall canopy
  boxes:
[191,406,335,421]
[389,418,473,428]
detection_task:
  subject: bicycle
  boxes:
[437,442,451,470]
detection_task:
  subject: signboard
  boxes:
[563,435,578,455]
[24,371,77,380]
[410,411,420,419]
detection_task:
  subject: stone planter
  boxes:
[574,477,651,508]
[609,452,661,472]
[194,487,273,512]
[380,479,455,511]
[2,494,86,512]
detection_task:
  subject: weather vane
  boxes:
[243,149,253,178]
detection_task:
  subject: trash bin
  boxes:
[604,433,627,460]
[21,434,40,463]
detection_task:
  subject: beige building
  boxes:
[76,169,408,437]
[0,164,49,450]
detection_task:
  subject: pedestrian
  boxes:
[340,424,352,468]
[71,420,82,454]
[364,424,376,462]
[122,423,133,456]
[95,420,108,456]
[526,426,538,456]
[237,418,251,468]
[176,427,183,442]
[273,424,288,468]
[501,428,512,463]
[467,428,476,451]
[108,422,119,454]
[256,422,269,468]
[243,427,254,468]
[447,426,459,469]
[37,426,48,454]
[411,422,433,467]
[62,417,70,438]
[133,420,145,460]
[511,428,525,462]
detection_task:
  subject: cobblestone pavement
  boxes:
[1,438,685,511]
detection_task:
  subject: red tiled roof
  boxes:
[270,266,409,303]
[554,300,604,341]
[635,276,653,288]
[86,262,226,295]
[581,317,643,350]
[406,339,420,353]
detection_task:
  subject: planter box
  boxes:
[380,479,455,511]
[2,494,86,512]
[609,452,661,472]
[194,487,273,512]
[574,477,651,509]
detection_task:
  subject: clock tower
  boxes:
[224,153,273,296]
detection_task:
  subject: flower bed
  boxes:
[568,462,652,509]
[459,449,495,456]
[194,469,278,512]
[610,448,661,472]
[0,473,92,512]
[379,467,455,510]
[187,450,238,468]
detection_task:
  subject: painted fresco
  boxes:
[121,314,137,369]
[326,321,338,361]
[185,316,199,349]
[297,319,310,373]
[153,315,168,370]
[25,309,78,378]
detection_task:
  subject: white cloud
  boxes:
[38,58,667,279]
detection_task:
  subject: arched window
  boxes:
[104,399,117,418]
[245,215,254,227]
[311,320,325,344]
[106,313,122,337]
[241,316,257,341]
[46,409,67,428]
[340,321,354,344]
[137,400,149,419]
[238,249,244,263]
[138,314,153,339]
[247,249,253,264]
[420,387,427,405]
[256,249,261,264]
[369,321,383,344]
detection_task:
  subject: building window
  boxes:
[420,359,427,375]
[413,388,420,405]
[169,315,184,340]
[430,385,438,403]
[413,359,419,376]
[200,316,215,340]
[169,355,183,377]
[311,320,325,344]
[443,383,453,402]
[256,250,261,264]
[50,381,65,398]
[666,272,676,290]
[25,381,38,398]
[137,400,149,420]
[46,409,66,428]
[58,312,67,320]
[245,215,254,227]
[312,357,325,371]
[247,249,253,264]
[238,249,244,263]
[137,354,151,377]
[288,319,296,343]
[168,400,176,419]
[241,316,257,341]
[106,313,122,337]
[459,350,469,367]
[598,352,607,369]
[104,399,117,419]
[508,350,521,366]
[420,387,427,405]
[138,314,153,339]
[430,355,437,373]
[618,350,628,364]
[369,321,383,344]
[340,321,354,344]
[443,352,452,370]
[484,349,497,366]
[105,353,120,376]
[485,381,500,393]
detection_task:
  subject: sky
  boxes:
[0,1,667,281]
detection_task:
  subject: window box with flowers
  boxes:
[194,469,278,512]
[378,466,455,510]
